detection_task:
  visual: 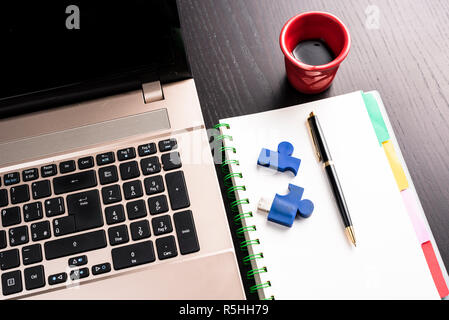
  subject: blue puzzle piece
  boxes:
[267,184,314,227]
[257,142,301,176]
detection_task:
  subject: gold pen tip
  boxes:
[309,111,315,117]
[345,226,357,247]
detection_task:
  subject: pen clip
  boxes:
[307,116,322,162]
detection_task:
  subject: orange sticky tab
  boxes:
[422,241,449,298]
[382,140,409,191]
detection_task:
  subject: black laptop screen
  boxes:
[0,1,190,117]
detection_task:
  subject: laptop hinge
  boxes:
[142,81,164,104]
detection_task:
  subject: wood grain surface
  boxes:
[178,0,449,298]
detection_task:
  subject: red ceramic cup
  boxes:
[280,12,351,94]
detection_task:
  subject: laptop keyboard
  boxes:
[0,137,200,297]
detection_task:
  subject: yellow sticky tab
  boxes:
[382,140,409,191]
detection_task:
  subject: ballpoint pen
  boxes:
[307,112,357,247]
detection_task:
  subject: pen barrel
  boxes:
[325,164,352,227]
[308,115,332,162]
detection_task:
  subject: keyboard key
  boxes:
[130,220,151,241]
[126,200,147,220]
[158,138,177,152]
[53,170,97,194]
[31,180,52,200]
[152,215,173,236]
[123,180,143,200]
[44,230,107,260]
[101,185,122,205]
[9,225,29,246]
[0,230,6,249]
[78,156,94,170]
[92,262,111,276]
[10,184,30,204]
[0,249,20,270]
[23,202,44,222]
[156,236,178,260]
[111,240,155,270]
[2,270,22,296]
[68,255,88,267]
[117,147,136,161]
[96,152,115,166]
[108,225,129,246]
[161,152,182,171]
[60,160,76,174]
[0,189,8,207]
[173,210,200,255]
[148,195,169,215]
[24,265,45,290]
[41,164,57,178]
[67,190,103,232]
[22,244,43,265]
[140,157,161,175]
[31,221,51,241]
[120,161,140,180]
[144,175,165,195]
[105,205,126,225]
[98,166,119,185]
[138,143,156,157]
[53,216,75,237]
[23,168,39,182]
[1,207,21,227]
[165,171,190,210]
[4,172,20,186]
[70,267,89,280]
[45,197,65,217]
[48,272,67,285]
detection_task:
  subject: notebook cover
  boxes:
[219,91,439,299]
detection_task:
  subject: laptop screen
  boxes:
[0,1,190,117]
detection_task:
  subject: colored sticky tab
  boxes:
[362,92,390,146]
[401,189,431,243]
[382,140,409,191]
[422,241,449,298]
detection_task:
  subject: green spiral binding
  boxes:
[250,281,272,294]
[215,134,233,142]
[221,159,240,175]
[230,198,249,213]
[220,146,236,154]
[223,172,242,188]
[227,185,245,199]
[236,225,256,238]
[242,253,264,265]
[215,122,273,299]
[240,239,260,251]
[247,267,268,279]
[214,123,230,130]
[233,211,253,224]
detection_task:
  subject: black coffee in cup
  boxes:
[292,39,335,66]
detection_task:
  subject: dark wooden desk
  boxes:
[178,0,449,298]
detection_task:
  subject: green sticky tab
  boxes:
[362,92,390,145]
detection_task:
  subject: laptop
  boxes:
[0,1,245,299]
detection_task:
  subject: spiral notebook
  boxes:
[217,91,449,299]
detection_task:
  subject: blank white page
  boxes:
[221,91,438,299]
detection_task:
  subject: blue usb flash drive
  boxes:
[258,184,314,227]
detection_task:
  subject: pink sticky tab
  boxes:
[401,189,431,244]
